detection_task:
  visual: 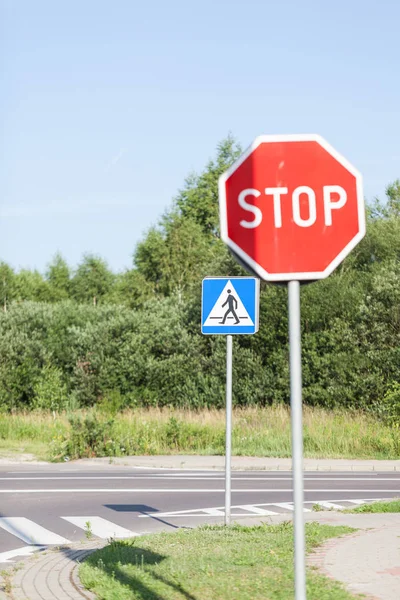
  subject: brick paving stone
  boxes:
[311,524,400,600]
[4,542,104,600]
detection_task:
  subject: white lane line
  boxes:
[139,505,223,518]
[237,505,279,515]
[2,476,400,481]
[0,488,399,494]
[141,514,273,518]
[0,517,70,545]
[61,516,137,539]
[0,545,46,564]
[0,478,284,484]
[312,501,345,510]
[345,499,373,505]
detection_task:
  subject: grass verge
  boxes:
[0,406,399,462]
[79,522,356,600]
[345,498,400,513]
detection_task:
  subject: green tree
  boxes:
[134,228,166,287]
[134,137,243,298]
[135,215,227,298]
[105,269,154,309]
[386,179,400,216]
[72,254,114,306]
[32,365,68,411]
[13,269,51,302]
[0,262,15,312]
[174,135,242,236]
[46,253,71,300]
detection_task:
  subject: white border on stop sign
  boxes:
[218,133,365,282]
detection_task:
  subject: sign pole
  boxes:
[225,334,233,526]
[288,280,306,600]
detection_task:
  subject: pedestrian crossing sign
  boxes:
[201,277,260,335]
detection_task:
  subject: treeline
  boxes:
[1,137,400,419]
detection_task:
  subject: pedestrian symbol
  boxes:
[220,289,240,324]
[202,278,259,335]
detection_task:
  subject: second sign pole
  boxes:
[225,334,233,526]
[288,281,306,600]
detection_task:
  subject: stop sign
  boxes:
[219,134,365,281]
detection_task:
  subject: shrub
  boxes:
[377,382,400,426]
[32,365,68,412]
[51,413,115,460]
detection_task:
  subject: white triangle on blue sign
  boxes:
[203,280,254,327]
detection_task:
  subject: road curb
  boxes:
[66,456,400,472]
[3,455,400,471]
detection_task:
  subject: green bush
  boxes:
[51,413,115,460]
[32,365,68,412]
[376,383,400,426]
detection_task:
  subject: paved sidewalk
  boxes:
[72,455,400,471]
[0,541,105,600]
[1,511,399,599]
[309,519,400,599]
[305,512,400,600]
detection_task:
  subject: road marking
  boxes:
[61,516,137,539]
[0,545,46,564]
[0,488,276,493]
[202,508,225,516]
[1,476,400,481]
[138,498,390,518]
[139,505,226,518]
[140,511,281,518]
[0,517,70,545]
[139,503,293,518]
[312,501,345,509]
[345,499,370,505]
[236,505,279,515]
[273,502,312,512]
[0,488,399,493]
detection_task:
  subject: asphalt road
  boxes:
[0,464,399,562]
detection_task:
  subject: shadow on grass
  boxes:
[81,541,199,600]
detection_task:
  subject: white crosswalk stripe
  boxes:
[0,517,70,545]
[237,505,278,515]
[0,545,44,564]
[311,501,345,510]
[61,516,138,539]
[273,502,312,513]
[202,508,225,516]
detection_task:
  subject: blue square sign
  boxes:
[201,277,260,335]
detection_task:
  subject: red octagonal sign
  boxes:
[219,134,365,281]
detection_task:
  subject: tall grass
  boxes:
[0,406,399,461]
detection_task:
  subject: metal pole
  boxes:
[225,334,233,526]
[288,280,306,600]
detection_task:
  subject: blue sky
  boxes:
[1,0,399,273]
